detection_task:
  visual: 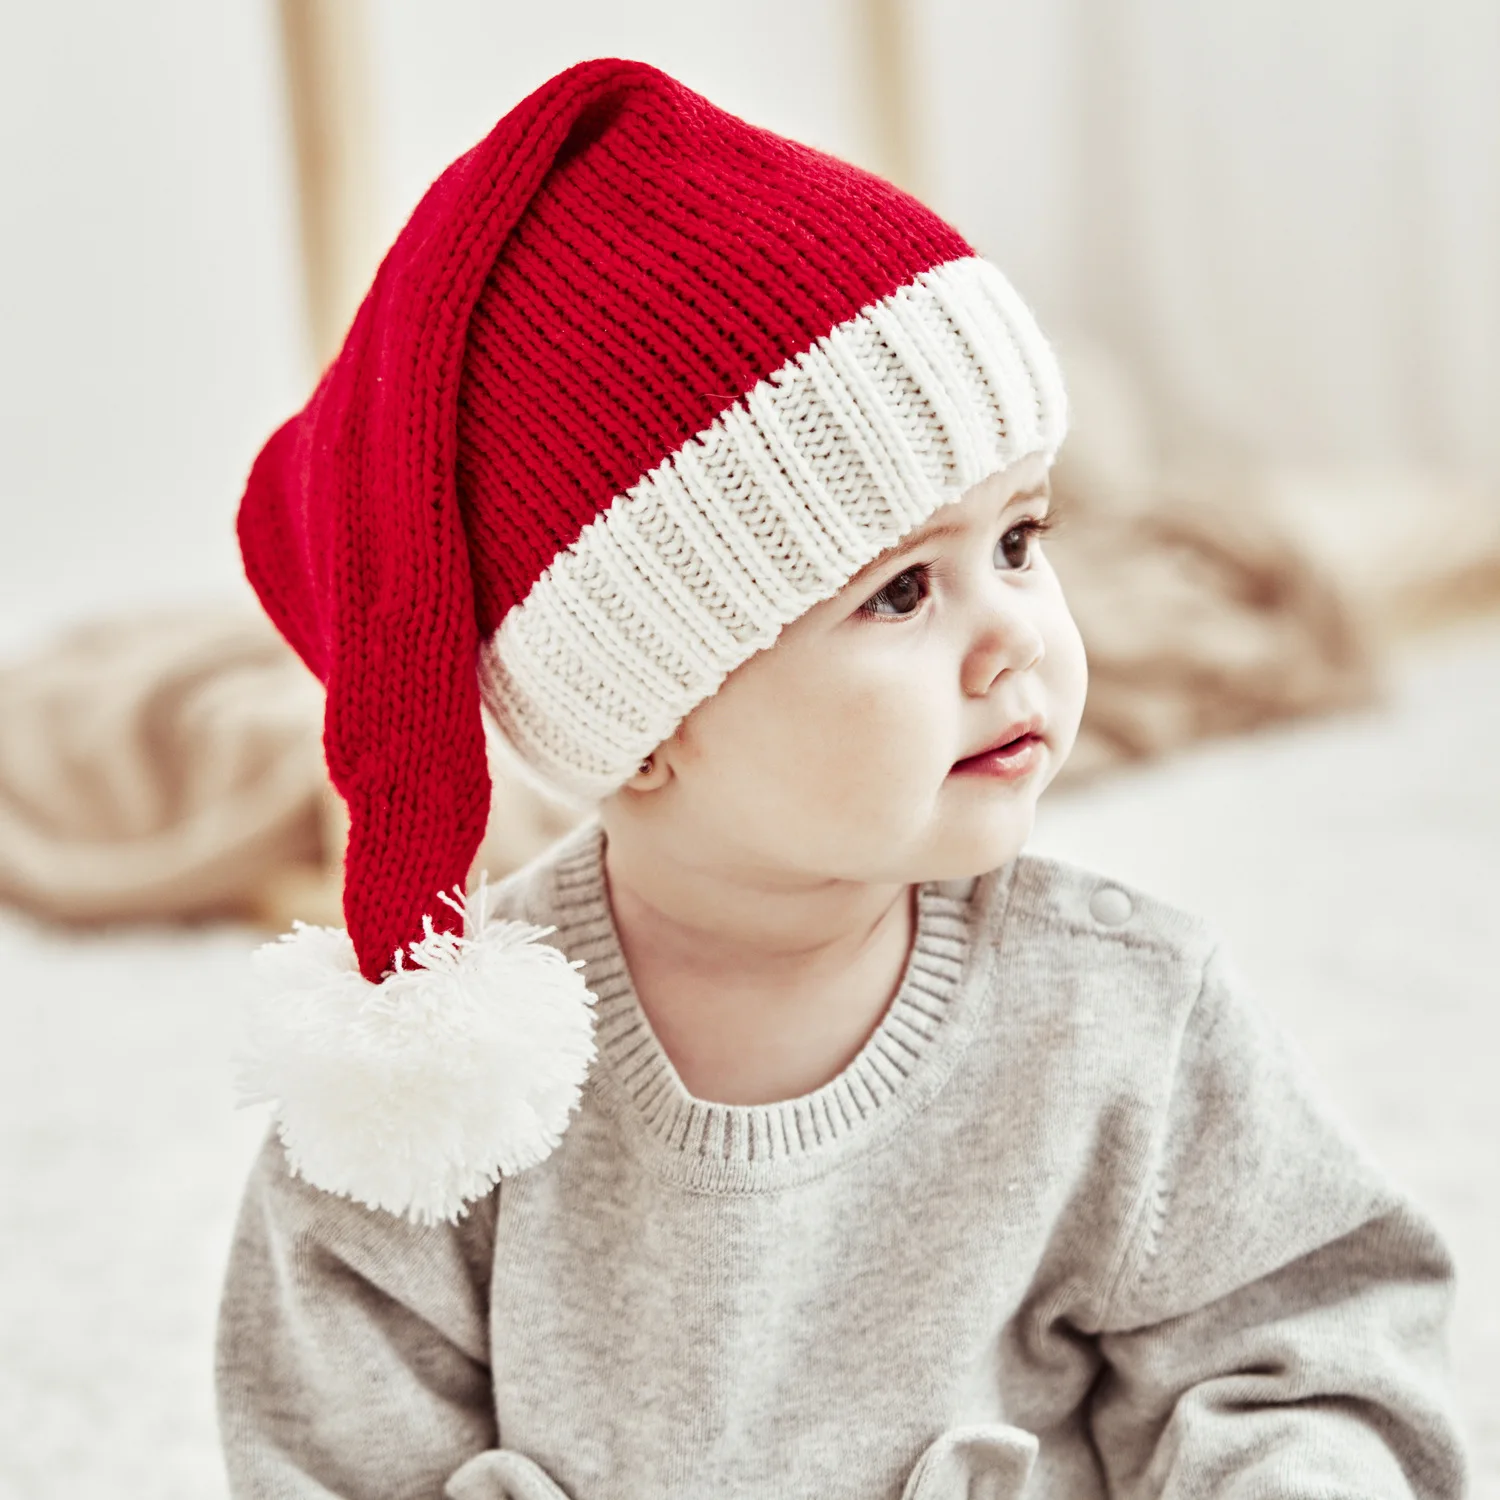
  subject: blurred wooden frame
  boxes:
[276,0,380,372]
[855,0,926,200]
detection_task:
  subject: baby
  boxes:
[216,59,1466,1500]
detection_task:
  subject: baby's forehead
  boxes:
[845,458,1054,583]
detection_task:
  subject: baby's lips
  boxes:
[956,713,1046,765]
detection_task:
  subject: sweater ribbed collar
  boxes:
[535,822,1012,1192]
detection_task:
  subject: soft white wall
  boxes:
[1069,0,1500,479]
[0,1,306,654]
[987,0,1499,484]
[369,0,865,257]
[919,0,1075,328]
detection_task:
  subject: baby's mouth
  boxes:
[950,728,1046,779]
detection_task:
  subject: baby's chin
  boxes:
[914,807,1039,884]
[809,797,1041,888]
[903,742,1071,881]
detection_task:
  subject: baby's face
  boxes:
[623,452,1087,885]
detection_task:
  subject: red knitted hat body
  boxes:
[239,58,1066,987]
[454,75,970,629]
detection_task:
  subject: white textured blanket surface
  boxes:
[1,616,1496,1500]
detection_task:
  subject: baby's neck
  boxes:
[601,835,916,1106]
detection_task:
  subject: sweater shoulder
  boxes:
[1004,850,1219,958]
[960,858,1230,1056]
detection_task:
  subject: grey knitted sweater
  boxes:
[216,821,1466,1499]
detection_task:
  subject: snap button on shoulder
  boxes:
[1089,885,1133,927]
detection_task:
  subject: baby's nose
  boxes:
[960,609,1045,697]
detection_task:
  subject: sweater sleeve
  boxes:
[215,1130,499,1498]
[1088,944,1468,1500]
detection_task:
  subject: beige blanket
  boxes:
[1044,473,1377,787]
[0,613,327,923]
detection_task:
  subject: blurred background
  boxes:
[0,2,1496,1496]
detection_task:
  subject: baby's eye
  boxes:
[859,564,931,619]
[995,516,1053,572]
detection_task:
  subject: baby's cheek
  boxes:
[1047,605,1090,745]
[811,676,944,805]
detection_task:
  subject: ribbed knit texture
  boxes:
[236,57,1065,979]
[455,72,971,625]
[216,824,1467,1499]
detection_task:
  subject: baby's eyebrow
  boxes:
[850,483,1051,584]
[850,522,966,585]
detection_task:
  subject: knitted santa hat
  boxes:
[237,58,1067,1222]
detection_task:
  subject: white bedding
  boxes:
[2,616,1496,1499]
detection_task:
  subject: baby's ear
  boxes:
[627,750,673,792]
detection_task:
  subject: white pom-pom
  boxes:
[237,880,598,1224]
